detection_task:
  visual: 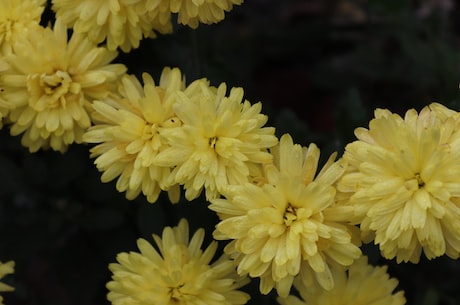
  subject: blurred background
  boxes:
[1,0,460,304]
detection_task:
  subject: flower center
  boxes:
[41,71,72,94]
[141,123,158,139]
[170,283,185,302]
[28,70,81,110]
[283,204,297,226]
[404,173,427,192]
[209,136,218,148]
[415,173,425,188]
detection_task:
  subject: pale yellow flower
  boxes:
[0,19,126,153]
[277,256,406,305]
[0,0,46,55]
[52,0,173,52]
[154,79,278,201]
[83,68,185,203]
[338,103,460,263]
[107,218,250,305]
[209,134,362,297]
[0,260,14,305]
[167,0,244,28]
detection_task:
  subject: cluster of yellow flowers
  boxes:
[2,1,460,305]
[83,69,278,203]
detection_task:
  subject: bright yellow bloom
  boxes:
[167,0,244,28]
[338,103,460,263]
[83,68,185,203]
[107,219,250,305]
[209,134,362,297]
[0,0,46,55]
[0,20,126,153]
[52,0,173,52]
[277,256,406,305]
[155,79,278,201]
[0,261,14,305]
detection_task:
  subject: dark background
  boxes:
[1,0,460,304]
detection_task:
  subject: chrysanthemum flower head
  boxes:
[154,79,278,201]
[277,256,406,305]
[83,68,185,203]
[0,19,127,153]
[0,260,14,305]
[0,0,46,55]
[209,134,362,297]
[167,0,244,28]
[107,218,250,305]
[338,102,460,263]
[52,0,173,52]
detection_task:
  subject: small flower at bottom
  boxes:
[0,260,14,305]
[277,256,406,305]
[209,134,362,297]
[106,219,250,305]
[338,103,460,263]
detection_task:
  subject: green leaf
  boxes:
[422,288,440,305]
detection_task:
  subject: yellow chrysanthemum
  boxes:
[154,79,278,201]
[167,0,244,28]
[0,260,14,305]
[52,0,173,52]
[277,256,406,305]
[107,219,250,305]
[209,134,362,297]
[0,0,46,55]
[83,68,185,203]
[0,19,126,153]
[338,103,460,263]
